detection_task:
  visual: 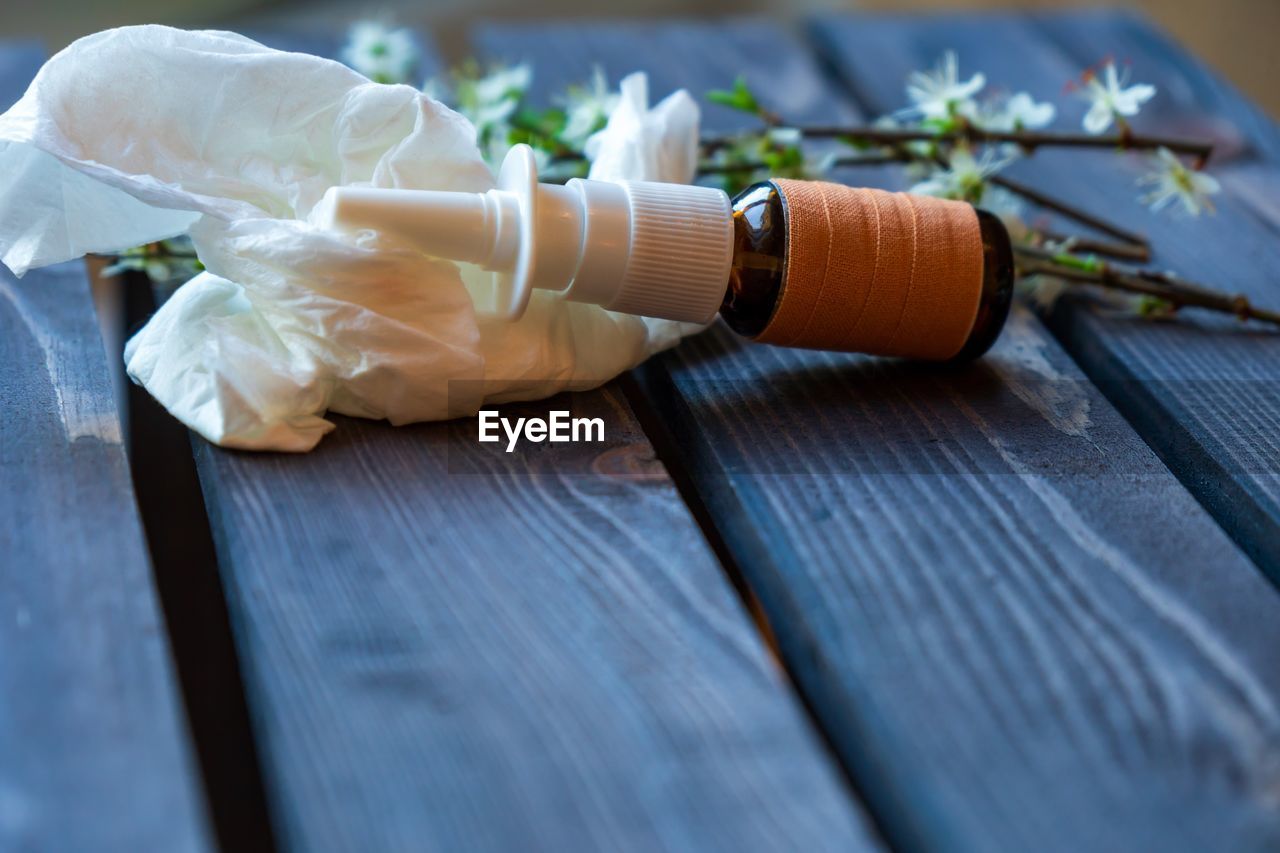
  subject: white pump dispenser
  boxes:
[314,144,735,323]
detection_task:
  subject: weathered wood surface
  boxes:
[478,19,1280,851]
[0,44,211,852]
[191,31,873,852]
[1032,10,1280,584]
[818,10,1280,583]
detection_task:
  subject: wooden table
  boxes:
[4,10,1279,852]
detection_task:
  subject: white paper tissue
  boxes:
[0,26,704,451]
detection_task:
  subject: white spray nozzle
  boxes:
[315,144,734,323]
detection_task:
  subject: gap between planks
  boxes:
[119,271,280,853]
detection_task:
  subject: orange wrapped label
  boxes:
[756,180,984,360]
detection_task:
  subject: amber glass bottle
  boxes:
[718,181,1015,361]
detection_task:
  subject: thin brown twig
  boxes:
[695,154,903,176]
[700,119,1196,254]
[1015,245,1280,327]
[992,173,1149,250]
[1034,231,1151,263]
[701,125,1214,163]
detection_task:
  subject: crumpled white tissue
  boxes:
[0,26,705,451]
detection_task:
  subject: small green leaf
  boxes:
[706,76,762,116]
[1051,251,1102,273]
[705,90,740,110]
[513,106,567,137]
[762,144,805,178]
[1137,295,1177,318]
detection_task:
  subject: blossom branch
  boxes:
[694,154,902,176]
[1014,244,1280,327]
[543,141,1159,263]
[1033,231,1151,263]
[702,126,1214,164]
[867,137,1157,255]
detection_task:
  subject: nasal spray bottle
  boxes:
[316,144,1015,361]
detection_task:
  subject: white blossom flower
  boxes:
[1080,61,1155,134]
[1002,92,1056,129]
[902,51,985,121]
[965,91,1056,131]
[463,62,531,130]
[1137,146,1220,215]
[909,145,1014,204]
[341,21,418,84]
[559,67,620,149]
[767,127,803,146]
[472,64,531,110]
[450,62,534,168]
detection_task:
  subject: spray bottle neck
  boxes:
[315,143,734,323]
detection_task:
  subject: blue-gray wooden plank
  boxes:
[0,43,211,851]
[188,29,874,852]
[816,9,1280,583]
[478,18,1280,851]
[1029,10,1280,584]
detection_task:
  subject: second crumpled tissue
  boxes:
[0,26,705,451]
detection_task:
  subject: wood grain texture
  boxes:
[191,31,872,852]
[0,49,212,844]
[478,19,1280,851]
[816,10,1280,584]
[193,395,871,852]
